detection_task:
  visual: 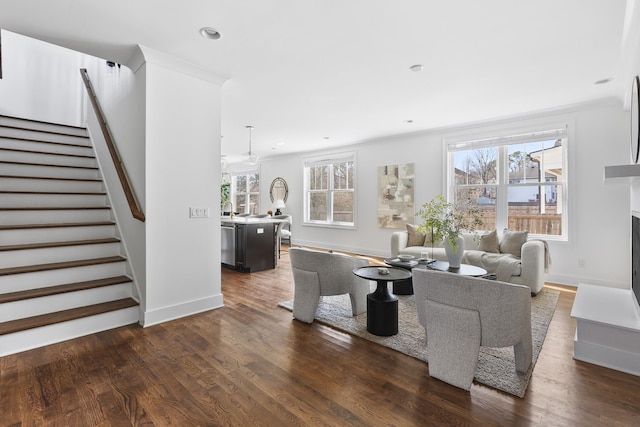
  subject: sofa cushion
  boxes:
[478,229,500,253]
[406,224,426,246]
[499,229,528,257]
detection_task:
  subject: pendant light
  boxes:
[243,125,259,165]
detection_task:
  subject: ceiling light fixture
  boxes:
[243,125,259,165]
[409,64,423,72]
[199,27,221,40]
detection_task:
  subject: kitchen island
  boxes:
[221,217,286,272]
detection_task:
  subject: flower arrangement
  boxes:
[416,195,484,253]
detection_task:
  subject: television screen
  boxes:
[633,214,640,308]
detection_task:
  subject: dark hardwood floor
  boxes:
[2,246,640,426]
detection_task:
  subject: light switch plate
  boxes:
[189,207,210,218]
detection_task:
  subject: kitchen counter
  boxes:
[221,217,287,273]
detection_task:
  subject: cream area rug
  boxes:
[279,285,559,398]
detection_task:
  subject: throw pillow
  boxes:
[478,229,500,253]
[406,223,426,246]
[499,229,528,257]
[422,229,435,246]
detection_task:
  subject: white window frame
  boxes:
[303,151,356,229]
[445,124,569,241]
[231,169,260,215]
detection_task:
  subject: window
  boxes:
[304,152,355,227]
[232,171,260,214]
[447,127,567,239]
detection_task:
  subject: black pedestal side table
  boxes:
[353,266,411,336]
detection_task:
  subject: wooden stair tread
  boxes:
[0,256,126,276]
[0,123,89,138]
[0,174,102,182]
[0,160,97,170]
[0,276,132,304]
[0,237,120,252]
[0,298,138,336]
[0,114,88,131]
[0,221,115,231]
[0,147,95,159]
[0,190,106,195]
[0,206,111,211]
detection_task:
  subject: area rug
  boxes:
[278,286,559,398]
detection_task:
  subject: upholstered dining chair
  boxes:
[289,247,370,323]
[412,268,532,391]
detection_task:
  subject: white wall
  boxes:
[0,30,96,125]
[260,99,630,288]
[142,48,224,325]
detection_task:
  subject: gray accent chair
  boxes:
[289,247,370,324]
[412,268,532,391]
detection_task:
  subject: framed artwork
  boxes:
[377,163,415,228]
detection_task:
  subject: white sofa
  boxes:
[391,229,547,294]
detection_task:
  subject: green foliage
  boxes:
[416,195,484,252]
[220,182,230,209]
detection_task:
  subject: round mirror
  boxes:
[270,177,289,203]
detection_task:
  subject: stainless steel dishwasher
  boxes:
[221,223,236,266]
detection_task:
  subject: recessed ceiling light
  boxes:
[404,119,414,124]
[323,136,330,140]
[200,27,221,40]
[409,64,423,72]
[594,78,613,85]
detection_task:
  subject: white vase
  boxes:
[444,235,465,268]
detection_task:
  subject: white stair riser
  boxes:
[0,306,139,357]
[0,128,90,146]
[0,150,96,168]
[0,138,94,157]
[0,208,112,225]
[0,163,100,180]
[0,283,133,322]
[0,224,116,245]
[0,193,107,207]
[0,117,88,137]
[0,177,104,193]
[0,242,121,268]
[0,261,128,293]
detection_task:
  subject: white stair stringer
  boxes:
[0,115,140,356]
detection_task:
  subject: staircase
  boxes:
[0,115,140,357]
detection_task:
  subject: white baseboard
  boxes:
[291,239,389,258]
[547,273,627,289]
[142,294,224,327]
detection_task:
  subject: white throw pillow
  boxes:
[499,229,528,257]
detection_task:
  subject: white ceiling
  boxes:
[0,1,636,162]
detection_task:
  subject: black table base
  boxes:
[392,278,413,295]
[367,283,398,336]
